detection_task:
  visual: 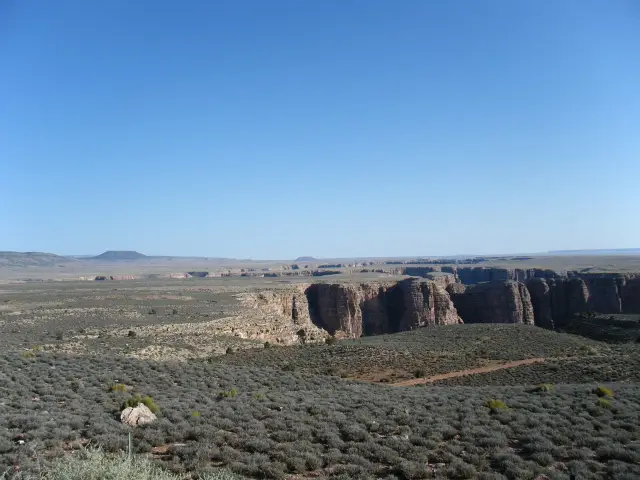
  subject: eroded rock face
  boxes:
[448,280,534,325]
[581,275,622,314]
[121,404,157,427]
[305,279,462,338]
[240,272,640,338]
[525,275,640,329]
[393,278,462,331]
[247,287,310,326]
[524,278,554,330]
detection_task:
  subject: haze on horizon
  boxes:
[2,1,639,259]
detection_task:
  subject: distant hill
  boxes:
[0,251,77,268]
[90,251,147,261]
[548,248,640,255]
[295,256,318,262]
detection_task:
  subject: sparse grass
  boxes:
[7,447,242,479]
[596,398,612,409]
[484,399,507,410]
[217,387,238,399]
[121,395,159,414]
[594,385,614,397]
[109,384,127,393]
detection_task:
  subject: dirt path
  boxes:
[391,357,547,387]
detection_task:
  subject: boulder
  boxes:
[120,403,157,427]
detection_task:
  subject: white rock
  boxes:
[120,403,157,427]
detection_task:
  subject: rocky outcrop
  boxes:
[248,287,311,326]
[525,275,640,329]
[447,280,534,325]
[187,271,209,278]
[121,403,157,427]
[305,279,462,338]
[393,278,462,331]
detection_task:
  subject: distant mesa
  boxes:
[90,251,147,261]
[295,256,318,262]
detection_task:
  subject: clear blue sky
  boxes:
[1,1,639,259]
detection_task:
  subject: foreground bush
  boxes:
[9,448,242,479]
[484,399,506,410]
[594,385,614,397]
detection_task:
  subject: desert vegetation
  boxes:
[2,350,640,479]
[1,278,640,479]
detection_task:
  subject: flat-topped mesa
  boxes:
[305,278,462,338]
[446,280,535,325]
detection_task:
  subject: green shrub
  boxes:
[218,387,238,399]
[225,346,234,355]
[325,336,337,345]
[485,399,507,410]
[109,383,127,393]
[594,386,614,397]
[191,410,201,418]
[264,341,271,348]
[127,330,136,337]
[596,398,612,409]
[252,392,265,400]
[121,395,160,414]
[414,367,427,378]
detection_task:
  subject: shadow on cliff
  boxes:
[304,284,325,332]
[303,282,411,337]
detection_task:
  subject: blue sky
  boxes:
[1,1,639,259]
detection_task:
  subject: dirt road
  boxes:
[391,357,547,387]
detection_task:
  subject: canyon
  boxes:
[244,267,640,340]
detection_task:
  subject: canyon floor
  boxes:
[1,261,640,479]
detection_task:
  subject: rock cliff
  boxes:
[306,279,462,338]
[447,280,535,325]
[526,274,640,329]
[238,270,640,340]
